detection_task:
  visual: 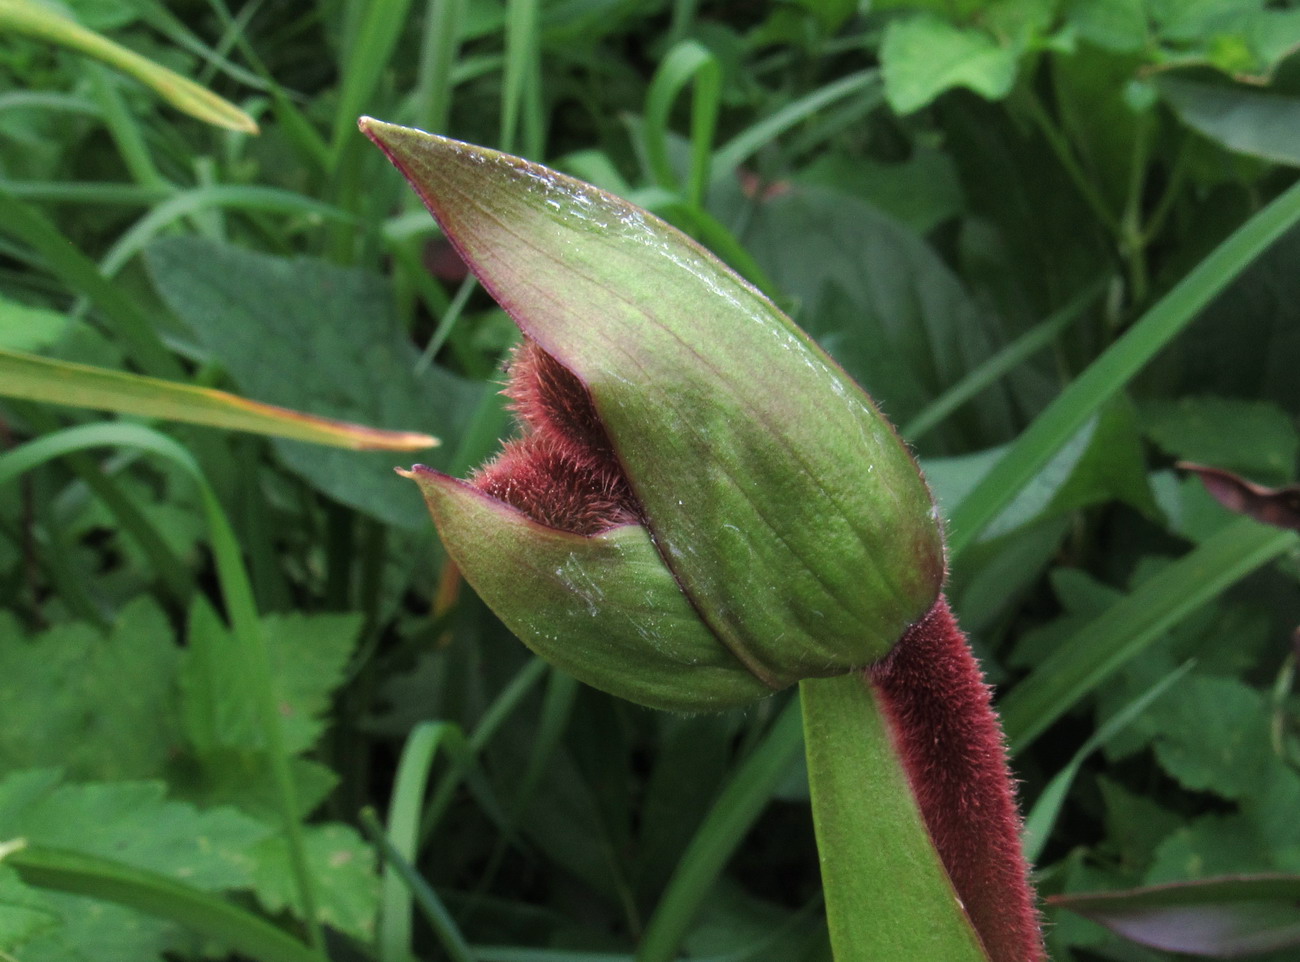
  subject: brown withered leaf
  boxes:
[1178,462,1300,532]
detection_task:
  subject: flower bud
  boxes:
[364,118,945,710]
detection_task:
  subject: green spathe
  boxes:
[366,118,945,701]
[407,468,771,711]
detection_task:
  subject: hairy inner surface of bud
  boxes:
[471,339,642,536]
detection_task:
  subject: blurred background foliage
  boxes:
[2,0,1300,960]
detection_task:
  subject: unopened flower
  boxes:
[362,118,1045,962]
[361,118,945,711]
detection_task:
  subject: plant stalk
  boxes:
[801,674,985,961]
[802,595,1046,962]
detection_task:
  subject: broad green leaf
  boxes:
[0,349,439,451]
[0,297,69,352]
[251,824,379,941]
[0,0,256,132]
[0,770,269,891]
[1142,395,1299,484]
[0,599,181,780]
[145,238,477,527]
[732,184,1013,442]
[180,600,362,758]
[0,864,58,951]
[795,149,962,236]
[1064,0,1148,52]
[1147,815,1279,884]
[1052,43,1146,213]
[880,14,1019,115]
[1145,675,1275,800]
[1159,76,1300,167]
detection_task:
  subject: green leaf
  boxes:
[800,675,990,961]
[946,173,1300,557]
[4,845,321,962]
[0,770,269,890]
[0,0,257,132]
[0,349,439,451]
[0,296,70,352]
[180,600,363,759]
[1146,816,1278,883]
[795,150,962,237]
[1145,675,1276,800]
[1053,874,1300,957]
[924,398,1155,544]
[250,824,379,941]
[880,14,1019,115]
[0,864,59,951]
[145,238,477,527]
[1158,76,1300,167]
[0,599,181,780]
[1064,0,1149,52]
[999,517,1298,751]
[733,184,1013,442]
[1142,395,1299,484]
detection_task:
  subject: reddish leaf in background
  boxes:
[1050,874,1300,957]
[1179,461,1300,532]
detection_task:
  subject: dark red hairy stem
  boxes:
[471,338,641,535]
[869,596,1045,962]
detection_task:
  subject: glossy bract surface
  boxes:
[366,118,945,708]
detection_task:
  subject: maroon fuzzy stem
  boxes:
[868,595,1045,962]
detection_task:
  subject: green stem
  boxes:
[800,673,988,961]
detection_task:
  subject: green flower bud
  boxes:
[364,118,945,711]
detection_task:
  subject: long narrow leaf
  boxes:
[645,40,721,209]
[635,700,806,962]
[0,423,326,950]
[0,0,256,132]
[1000,517,1297,752]
[0,349,437,450]
[947,177,1300,558]
[1051,875,1300,956]
[0,190,181,378]
[3,843,318,962]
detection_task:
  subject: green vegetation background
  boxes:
[2,1,1300,960]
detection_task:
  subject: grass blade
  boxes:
[381,722,471,962]
[947,177,1300,558]
[99,185,355,277]
[3,843,319,962]
[635,699,804,962]
[0,349,438,451]
[1020,660,1194,863]
[0,0,256,132]
[1000,517,1298,753]
[645,40,721,209]
[329,0,416,162]
[0,190,182,379]
[362,809,479,962]
[500,0,542,155]
[902,280,1103,442]
[0,422,327,951]
[712,70,880,178]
